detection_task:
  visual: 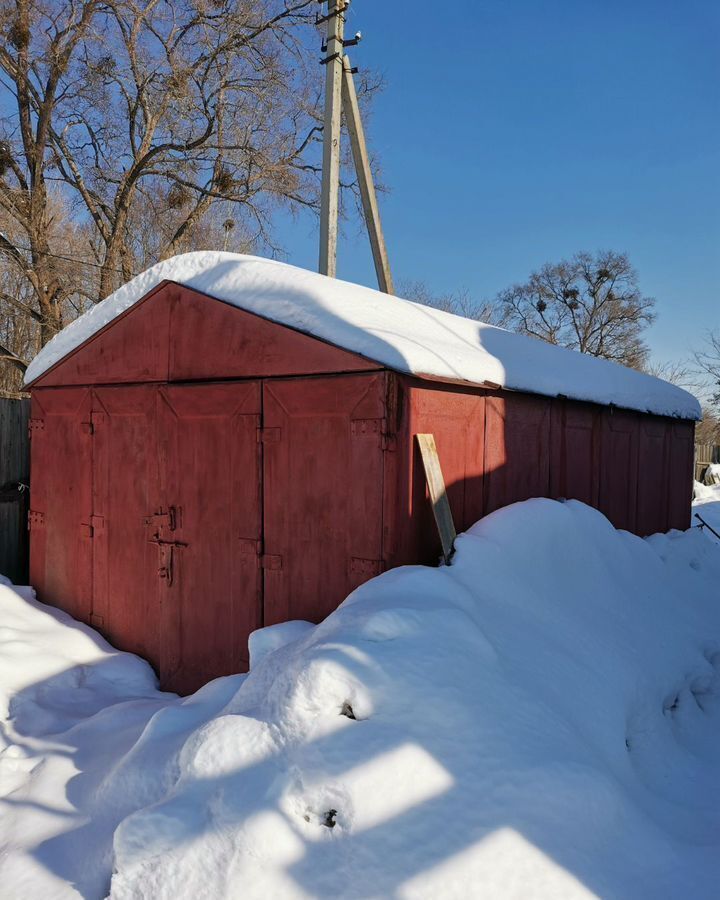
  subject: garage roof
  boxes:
[25,252,700,420]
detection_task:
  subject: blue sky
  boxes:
[274,0,719,367]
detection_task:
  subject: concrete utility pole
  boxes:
[317,0,394,293]
[318,0,346,279]
[342,56,394,295]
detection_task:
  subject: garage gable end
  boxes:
[31,281,382,388]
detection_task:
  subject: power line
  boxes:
[0,241,137,278]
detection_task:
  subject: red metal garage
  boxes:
[25,254,699,693]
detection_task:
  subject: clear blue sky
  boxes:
[274,0,719,367]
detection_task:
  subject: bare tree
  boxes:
[399,279,508,327]
[696,407,720,446]
[695,331,720,413]
[0,0,101,355]
[496,251,656,369]
[0,0,347,374]
[49,0,326,297]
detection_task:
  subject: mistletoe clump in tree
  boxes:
[496,250,656,370]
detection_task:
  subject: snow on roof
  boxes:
[24,251,700,420]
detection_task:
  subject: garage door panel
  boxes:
[160,383,262,693]
[262,375,386,626]
[29,389,93,623]
[91,386,164,669]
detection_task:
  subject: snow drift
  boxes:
[1,500,719,899]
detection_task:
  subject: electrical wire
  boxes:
[0,241,137,278]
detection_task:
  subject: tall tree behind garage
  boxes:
[0,0,360,386]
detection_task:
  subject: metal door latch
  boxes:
[144,506,180,534]
[148,537,188,587]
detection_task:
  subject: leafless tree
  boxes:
[0,0,357,379]
[399,279,508,327]
[695,331,720,413]
[0,0,102,360]
[696,407,720,446]
[496,251,656,370]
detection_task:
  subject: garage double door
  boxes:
[29,375,388,693]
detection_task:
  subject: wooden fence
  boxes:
[0,398,30,584]
[695,443,720,484]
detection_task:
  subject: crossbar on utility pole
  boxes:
[319,0,346,278]
[342,56,394,295]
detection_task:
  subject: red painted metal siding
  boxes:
[31,282,379,389]
[91,386,164,669]
[29,388,93,622]
[549,402,600,508]
[157,383,262,693]
[388,379,694,565]
[390,381,485,566]
[262,374,387,626]
[168,285,381,381]
[91,382,263,693]
[37,284,172,387]
[27,284,696,693]
[484,394,551,515]
[597,409,640,532]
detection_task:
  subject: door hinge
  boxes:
[351,418,395,450]
[28,418,44,437]
[259,554,282,570]
[80,516,105,539]
[257,426,282,444]
[28,509,45,531]
[238,538,262,556]
[351,417,385,437]
[350,557,385,577]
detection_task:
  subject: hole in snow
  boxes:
[340,701,356,720]
[663,694,680,716]
[302,807,339,828]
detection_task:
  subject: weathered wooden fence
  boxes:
[0,398,30,584]
[695,443,720,484]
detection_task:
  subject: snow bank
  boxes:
[694,483,720,542]
[24,252,700,420]
[1,500,719,898]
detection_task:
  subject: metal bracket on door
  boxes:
[144,506,180,535]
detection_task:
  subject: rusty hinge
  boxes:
[350,557,385,578]
[259,554,282,570]
[27,509,45,531]
[28,418,44,437]
[351,417,396,451]
[351,417,384,437]
[257,427,282,444]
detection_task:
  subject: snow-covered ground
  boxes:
[694,481,720,541]
[1,499,719,900]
